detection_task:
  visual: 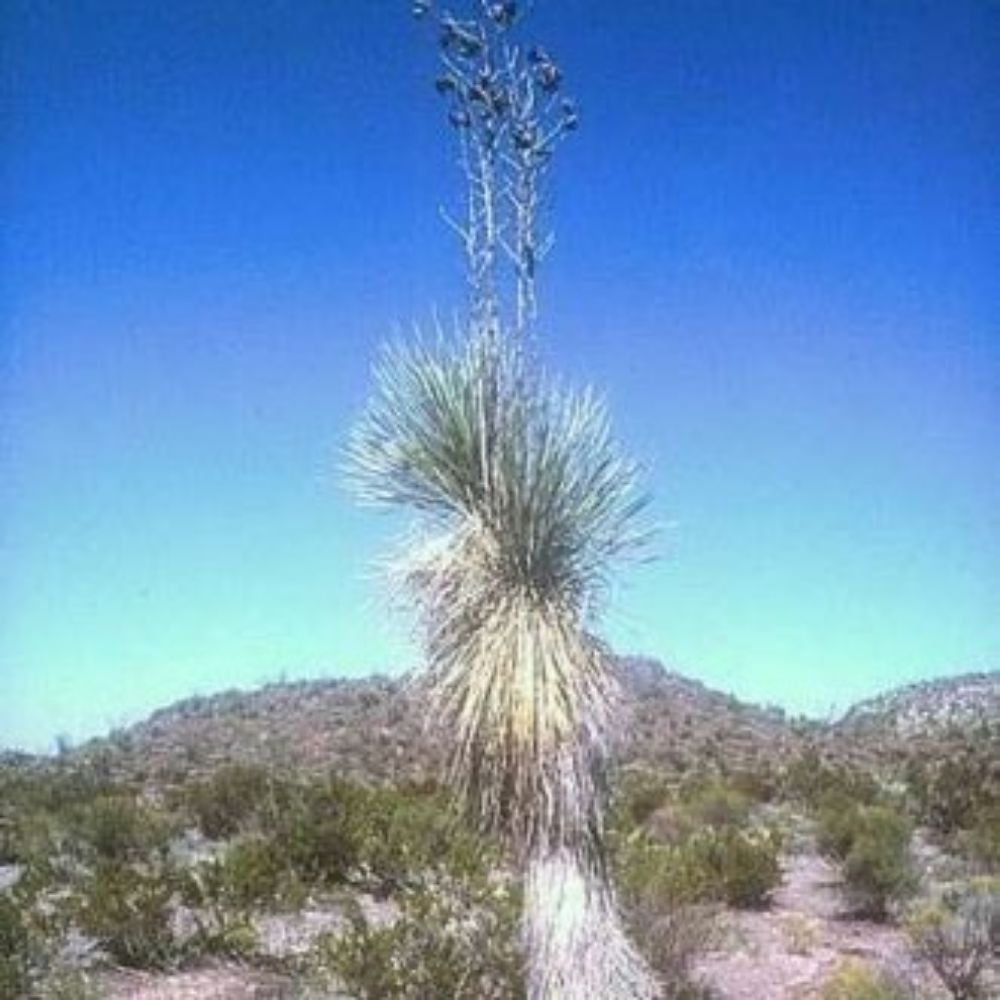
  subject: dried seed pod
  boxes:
[487,2,517,28]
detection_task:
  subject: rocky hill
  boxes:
[30,661,1000,788]
[836,670,1000,740]
[57,657,815,788]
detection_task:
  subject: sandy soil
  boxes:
[694,836,950,999]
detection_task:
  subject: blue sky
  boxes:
[2,0,997,751]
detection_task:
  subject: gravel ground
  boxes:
[694,838,951,999]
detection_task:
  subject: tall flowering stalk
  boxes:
[348,3,656,996]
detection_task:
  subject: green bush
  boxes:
[179,837,290,923]
[616,838,713,997]
[688,827,781,909]
[906,879,1000,1000]
[819,959,911,1000]
[816,791,864,861]
[816,797,916,920]
[354,786,493,894]
[183,764,274,839]
[958,804,1000,872]
[71,795,172,864]
[784,751,879,811]
[840,806,915,920]
[74,862,179,969]
[265,777,363,888]
[616,824,780,910]
[257,775,495,895]
[0,820,17,866]
[616,836,713,910]
[218,837,289,910]
[727,765,779,804]
[905,727,1000,842]
[316,875,523,999]
[0,895,30,998]
[681,780,752,830]
[613,770,673,829]
[0,764,124,864]
[176,857,261,958]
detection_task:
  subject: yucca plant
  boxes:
[348,3,656,996]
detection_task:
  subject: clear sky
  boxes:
[2,1,997,752]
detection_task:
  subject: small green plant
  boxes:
[819,959,911,1000]
[614,770,673,829]
[176,859,260,958]
[183,764,274,839]
[782,913,820,955]
[74,862,179,969]
[784,751,879,811]
[176,837,288,953]
[265,777,363,888]
[316,875,523,999]
[816,790,864,860]
[906,879,1000,1000]
[0,895,31,998]
[959,804,1000,871]
[616,837,713,997]
[616,822,780,911]
[840,806,915,920]
[816,797,916,921]
[681,780,752,830]
[71,794,172,863]
[688,826,781,909]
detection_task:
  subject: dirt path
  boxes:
[693,830,948,999]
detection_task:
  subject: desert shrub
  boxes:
[816,798,916,919]
[616,838,713,996]
[264,777,364,888]
[625,895,712,999]
[0,812,54,867]
[782,913,820,955]
[258,776,495,896]
[819,959,911,1000]
[0,895,31,998]
[0,820,18,866]
[354,786,493,895]
[70,794,172,864]
[688,826,781,909]
[681,780,752,830]
[218,837,290,910]
[957,805,1000,872]
[784,751,879,810]
[727,764,779,803]
[616,823,780,911]
[905,728,1000,842]
[183,764,274,839]
[906,879,1000,1000]
[816,791,866,860]
[616,836,712,909]
[840,806,915,920]
[316,874,523,999]
[0,765,125,864]
[0,765,114,818]
[613,770,673,829]
[180,837,288,919]
[74,862,179,969]
[175,856,261,958]
[644,802,700,847]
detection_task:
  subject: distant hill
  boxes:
[13,661,999,788]
[836,670,1000,740]
[42,657,813,787]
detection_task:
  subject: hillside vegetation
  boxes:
[1,661,997,998]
